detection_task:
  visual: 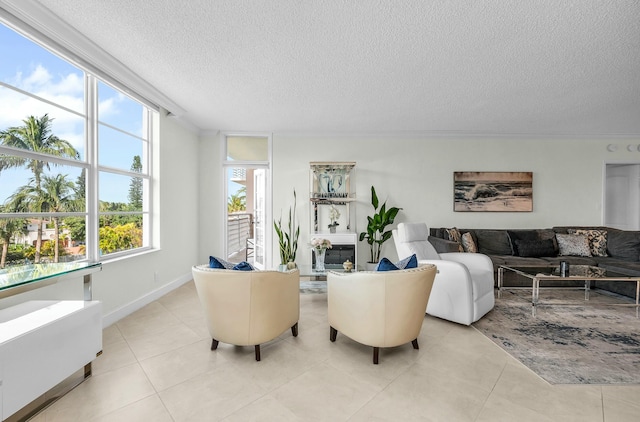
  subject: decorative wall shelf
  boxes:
[309,162,357,268]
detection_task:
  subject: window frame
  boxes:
[0,22,155,264]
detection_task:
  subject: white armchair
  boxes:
[392,223,495,325]
[327,264,437,364]
[191,265,300,361]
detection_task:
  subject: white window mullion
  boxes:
[143,109,152,248]
[85,75,100,262]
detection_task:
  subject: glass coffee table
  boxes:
[497,264,640,316]
[296,264,357,280]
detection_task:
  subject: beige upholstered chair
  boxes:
[191,265,300,361]
[327,264,437,364]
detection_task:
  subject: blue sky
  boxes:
[0,23,146,205]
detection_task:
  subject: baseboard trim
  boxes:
[102,272,192,327]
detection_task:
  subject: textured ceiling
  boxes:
[18,1,640,135]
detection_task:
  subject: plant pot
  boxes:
[365,262,378,271]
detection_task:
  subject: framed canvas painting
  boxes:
[454,171,533,212]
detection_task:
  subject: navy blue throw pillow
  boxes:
[232,261,254,271]
[376,257,399,271]
[209,256,228,269]
[397,254,418,269]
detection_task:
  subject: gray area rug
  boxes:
[473,289,640,384]
[300,280,327,294]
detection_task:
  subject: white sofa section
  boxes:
[393,223,495,325]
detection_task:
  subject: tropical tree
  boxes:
[0,114,79,262]
[128,155,143,211]
[99,222,142,254]
[0,206,28,269]
[64,169,86,243]
[228,187,247,213]
[8,174,76,263]
[39,174,76,262]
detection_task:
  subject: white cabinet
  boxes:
[0,300,102,420]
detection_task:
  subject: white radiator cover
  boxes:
[0,300,102,420]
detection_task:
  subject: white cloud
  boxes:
[1,65,85,151]
[98,96,118,117]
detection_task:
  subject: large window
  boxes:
[0,22,155,268]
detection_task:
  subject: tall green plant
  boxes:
[359,186,401,263]
[274,190,300,265]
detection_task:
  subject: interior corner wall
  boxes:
[90,113,200,319]
[197,131,225,261]
[272,135,640,266]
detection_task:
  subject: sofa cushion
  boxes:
[474,230,513,255]
[430,227,445,239]
[556,234,591,257]
[568,228,608,257]
[541,256,599,266]
[497,255,549,266]
[606,230,640,262]
[515,239,557,257]
[507,230,539,255]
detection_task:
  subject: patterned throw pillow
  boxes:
[555,234,592,257]
[461,232,478,253]
[445,227,465,252]
[568,229,608,257]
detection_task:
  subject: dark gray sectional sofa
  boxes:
[429,226,640,299]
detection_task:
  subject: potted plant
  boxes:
[328,204,340,233]
[359,186,402,269]
[274,190,300,269]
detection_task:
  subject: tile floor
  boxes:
[33,282,640,421]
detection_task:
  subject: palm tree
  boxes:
[9,175,76,263]
[228,186,247,213]
[0,205,28,269]
[40,174,76,262]
[0,114,79,263]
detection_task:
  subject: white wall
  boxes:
[272,135,640,267]
[197,132,225,261]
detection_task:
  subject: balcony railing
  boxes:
[227,213,252,259]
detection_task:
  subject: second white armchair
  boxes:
[393,223,495,325]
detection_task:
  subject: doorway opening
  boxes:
[604,163,640,230]
[224,135,270,269]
